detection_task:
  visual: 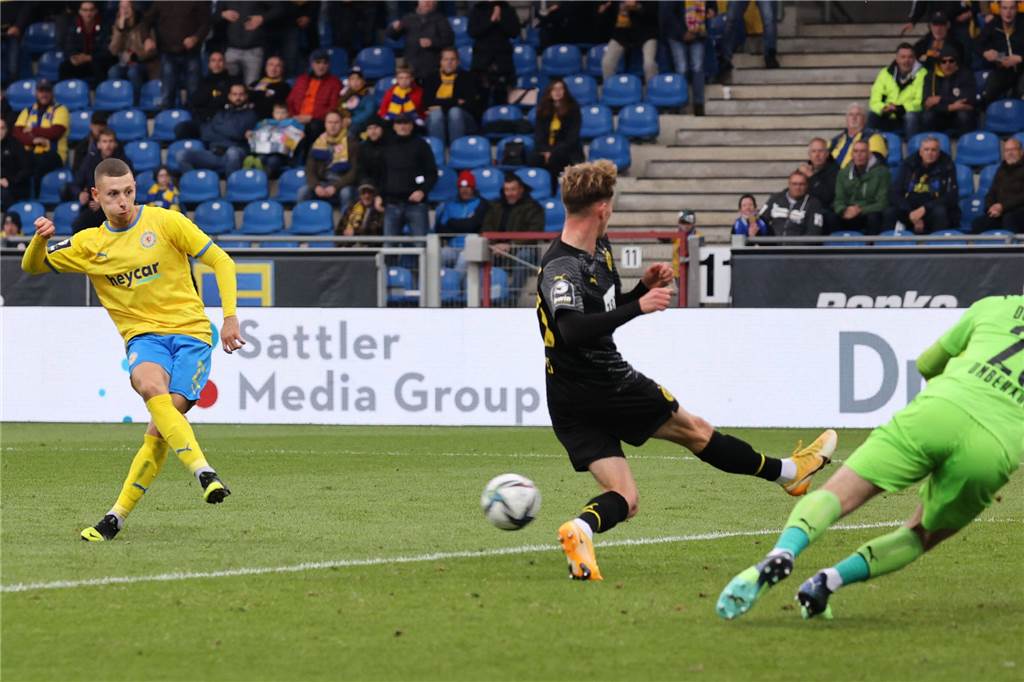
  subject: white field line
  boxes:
[4,519,1018,594]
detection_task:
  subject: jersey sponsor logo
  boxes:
[47,238,73,253]
[551,279,575,307]
[817,291,958,308]
[105,262,161,288]
[140,230,157,248]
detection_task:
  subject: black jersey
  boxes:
[536,236,638,387]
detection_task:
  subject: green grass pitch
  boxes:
[2,423,1021,682]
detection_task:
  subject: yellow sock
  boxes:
[111,434,168,519]
[145,394,211,475]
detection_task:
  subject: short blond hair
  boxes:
[560,160,617,215]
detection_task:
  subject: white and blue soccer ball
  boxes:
[480,474,540,530]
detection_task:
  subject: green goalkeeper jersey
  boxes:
[922,295,1024,457]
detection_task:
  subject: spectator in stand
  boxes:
[884,135,959,234]
[357,115,389,189]
[379,67,426,125]
[386,0,455,82]
[380,112,437,236]
[921,46,977,136]
[900,1,970,37]
[601,1,659,84]
[677,208,699,237]
[3,212,22,248]
[276,0,320,79]
[732,194,770,237]
[1,118,31,211]
[539,2,615,49]
[142,0,211,109]
[12,80,69,195]
[215,2,284,86]
[177,82,258,177]
[59,2,112,88]
[326,2,377,64]
[423,48,481,144]
[662,1,708,117]
[833,139,891,235]
[436,170,490,234]
[830,102,888,169]
[339,67,376,135]
[336,183,385,241]
[972,136,1024,233]
[175,51,234,140]
[142,166,181,212]
[913,12,965,69]
[720,0,781,73]
[300,109,358,208]
[758,171,825,237]
[287,49,343,145]
[483,172,545,291]
[71,127,133,231]
[249,55,289,120]
[2,3,42,89]
[868,43,926,139]
[977,1,1024,104]
[531,79,584,194]
[247,101,304,179]
[107,0,158,97]
[70,111,108,174]
[468,1,520,107]
[799,137,840,233]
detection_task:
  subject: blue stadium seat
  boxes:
[959,197,985,230]
[984,98,1024,134]
[152,109,191,142]
[225,169,269,203]
[580,105,613,139]
[240,200,285,235]
[274,168,307,204]
[1015,132,1024,148]
[516,74,543,92]
[425,135,446,166]
[428,166,457,203]
[68,109,93,142]
[135,170,154,191]
[94,79,134,111]
[585,44,622,79]
[450,16,470,47]
[53,79,89,110]
[52,201,80,235]
[23,22,56,54]
[139,80,162,113]
[956,131,1001,168]
[565,74,597,105]
[588,134,631,171]
[108,109,147,142]
[881,131,903,167]
[482,105,523,137]
[7,79,37,111]
[877,229,916,247]
[974,70,990,94]
[449,135,491,169]
[616,103,659,139]
[10,201,45,228]
[457,45,473,69]
[825,230,867,247]
[523,25,540,47]
[372,76,397,104]
[167,139,203,173]
[526,105,537,126]
[495,135,535,167]
[37,50,65,82]
[124,140,161,173]
[513,44,537,77]
[490,267,510,303]
[179,169,220,205]
[439,268,465,304]
[382,33,405,52]
[387,266,417,304]
[601,74,642,108]
[978,163,1000,196]
[541,44,582,77]
[38,169,71,206]
[543,199,565,231]
[646,73,688,108]
[515,167,551,199]
[927,228,968,246]
[955,163,974,199]
[355,47,396,80]
[981,229,1014,238]
[193,200,235,235]
[327,48,348,77]
[473,166,503,200]
[290,200,334,235]
[907,131,951,156]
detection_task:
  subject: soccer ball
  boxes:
[480,474,541,530]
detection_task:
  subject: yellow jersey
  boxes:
[44,205,217,345]
[14,102,70,161]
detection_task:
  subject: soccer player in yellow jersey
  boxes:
[21,158,245,542]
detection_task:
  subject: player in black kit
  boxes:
[539,160,837,581]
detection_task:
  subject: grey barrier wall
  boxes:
[731,247,1024,308]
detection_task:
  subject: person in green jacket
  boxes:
[868,43,926,139]
[833,139,891,235]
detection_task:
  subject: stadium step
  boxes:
[665,114,844,130]
[733,52,890,68]
[728,67,880,85]
[647,145,807,162]
[674,129,836,146]
[616,193,746,211]
[617,177,783,194]
[776,36,908,53]
[706,83,870,100]
[798,23,922,38]
[645,160,798,179]
[706,98,856,115]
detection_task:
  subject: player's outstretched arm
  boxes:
[196,242,245,354]
[20,217,57,275]
[556,287,671,347]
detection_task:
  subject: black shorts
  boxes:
[546,373,679,472]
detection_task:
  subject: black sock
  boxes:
[577,491,629,534]
[695,430,782,481]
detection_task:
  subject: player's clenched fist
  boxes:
[641,263,674,289]
[33,216,56,239]
[639,287,672,313]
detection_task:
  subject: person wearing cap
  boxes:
[380,113,438,236]
[12,79,69,195]
[976,1,1024,105]
[378,67,426,125]
[868,42,926,140]
[249,55,289,120]
[214,2,285,86]
[913,11,966,70]
[70,110,109,175]
[422,47,482,145]
[921,45,977,137]
[287,49,343,136]
[338,67,376,134]
[386,0,456,82]
[300,109,359,209]
[677,208,699,236]
[357,115,390,191]
[436,170,490,234]
[336,183,384,242]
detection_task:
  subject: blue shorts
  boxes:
[126,334,213,402]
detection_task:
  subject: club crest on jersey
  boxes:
[140,230,157,248]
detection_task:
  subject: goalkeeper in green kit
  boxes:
[717,295,1024,620]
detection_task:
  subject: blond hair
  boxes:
[560,160,617,215]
